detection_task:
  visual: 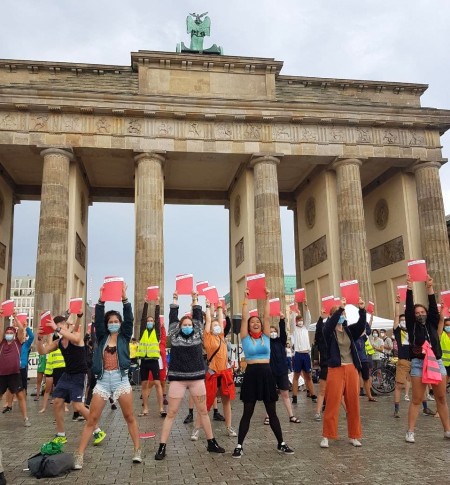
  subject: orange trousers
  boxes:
[322,364,362,440]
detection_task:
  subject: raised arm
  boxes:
[323,297,346,338]
[303,300,311,327]
[425,275,439,328]
[240,288,249,339]
[0,308,4,341]
[154,298,161,341]
[348,298,367,340]
[405,275,415,332]
[140,300,149,337]
[72,312,84,335]
[217,303,224,335]
[438,301,445,337]
[204,300,212,333]
[191,291,202,326]
[168,292,180,336]
[393,293,400,330]
[224,305,231,337]
[279,313,287,346]
[37,329,59,355]
[263,288,270,337]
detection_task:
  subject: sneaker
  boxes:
[232,446,243,459]
[72,412,80,421]
[190,428,200,441]
[24,417,31,427]
[404,395,410,401]
[311,395,318,403]
[1,406,12,414]
[155,443,166,460]
[277,442,294,454]
[292,396,297,404]
[423,408,436,416]
[207,438,225,453]
[394,410,400,419]
[444,430,450,440]
[320,437,329,448]
[359,389,365,396]
[405,431,415,443]
[73,452,83,470]
[349,438,362,447]
[227,426,237,437]
[426,393,435,401]
[314,413,321,422]
[183,413,194,424]
[77,415,86,422]
[52,435,67,445]
[213,411,226,422]
[132,448,142,463]
[93,430,106,445]
[163,397,168,406]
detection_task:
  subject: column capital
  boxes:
[331,158,363,171]
[134,151,166,166]
[411,160,443,173]
[249,153,282,168]
[40,147,74,161]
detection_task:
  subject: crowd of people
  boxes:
[0,274,450,481]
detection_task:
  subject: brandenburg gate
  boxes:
[0,48,450,333]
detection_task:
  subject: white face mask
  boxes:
[212,325,222,336]
[270,332,278,339]
[399,320,406,328]
[296,321,304,327]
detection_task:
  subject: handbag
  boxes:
[28,452,74,479]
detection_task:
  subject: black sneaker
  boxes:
[311,395,318,403]
[1,406,12,414]
[183,413,194,424]
[292,396,297,404]
[277,443,294,454]
[154,443,166,460]
[232,446,243,459]
[213,411,226,422]
[207,438,225,453]
[72,412,80,421]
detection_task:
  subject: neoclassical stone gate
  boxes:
[0,50,449,333]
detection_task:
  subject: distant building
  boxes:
[10,275,35,327]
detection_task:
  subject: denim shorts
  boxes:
[93,369,131,401]
[410,358,447,377]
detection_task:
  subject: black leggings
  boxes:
[237,400,283,445]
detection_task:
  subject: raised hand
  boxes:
[340,297,347,309]
[358,297,365,309]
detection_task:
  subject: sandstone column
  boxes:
[332,158,372,301]
[134,152,165,337]
[249,155,284,305]
[35,148,73,321]
[413,161,450,293]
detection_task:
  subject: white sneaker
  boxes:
[320,437,329,448]
[404,395,410,401]
[73,452,83,470]
[226,426,237,437]
[427,393,435,401]
[405,431,415,443]
[314,413,321,422]
[24,418,31,427]
[444,431,450,439]
[190,428,200,441]
[132,448,142,463]
[349,438,362,447]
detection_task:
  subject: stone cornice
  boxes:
[0,59,132,75]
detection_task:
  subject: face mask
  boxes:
[5,334,14,342]
[181,326,193,336]
[444,326,450,333]
[372,333,379,338]
[296,321,304,327]
[338,315,345,325]
[147,322,154,330]
[399,320,406,328]
[108,324,120,333]
[270,332,278,339]
[416,314,427,325]
[212,325,222,335]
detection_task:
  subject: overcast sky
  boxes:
[3,0,450,314]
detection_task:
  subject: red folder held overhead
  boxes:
[196,281,209,295]
[102,277,124,302]
[334,297,341,306]
[321,296,335,314]
[294,288,305,303]
[146,286,159,301]
[269,298,281,316]
[289,303,298,313]
[69,298,83,314]
[367,301,375,314]
[1,300,14,318]
[246,274,266,300]
[408,260,427,282]
[397,285,407,302]
[40,311,54,335]
[340,280,360,305]
[16,313,28,324]
[202,286,219,305]
[176,274,194,295]
[159,315,164,326]
[219,298,226,309]
[441,290,450,309]
[249,309,258,317]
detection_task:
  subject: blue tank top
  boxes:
[241,334,270,360]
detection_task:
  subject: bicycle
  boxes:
[371,354,396,394]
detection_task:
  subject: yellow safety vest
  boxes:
[129,342,138,359]
[137,329,160,358]
[365,339,375,355]
[44,349,65,375]
[440,332,450,366]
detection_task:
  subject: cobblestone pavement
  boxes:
[1,384,449,484]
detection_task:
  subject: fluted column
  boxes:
[332,158,372,301]
[413,161,450,293]
[35,148,73,319]
[249,155,284,304]
[134,152,165,337]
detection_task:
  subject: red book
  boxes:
[219,298,226,308]
[321,296,335,314]
[196,281,209,295]
[16,313,28,324]
[69,298,83,314]
[202,286,219,305]
[102,277,124,302]
[340,280,360,305]
[269,298,281,316]
[408,259,427,282]
[40,311,54,335]
[289,303,298,313]
[146,286,159,301]
[294,288,306,303]
[441,290,450,309]
[1,300,14,318]
[367,301,375,314]
[249,309,258,317]
[397,285,407,302]
[176,274,194,295]
[246,274,266,300]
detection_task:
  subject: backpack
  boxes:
[28,452,74,479]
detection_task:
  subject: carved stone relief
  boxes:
[356,127,371,143]
[235,237,244,267]
[127,119,142,135]
[234,195,241,227]
[0,242,5,270]
[382,129,399,144]
[215,123,232,139]
[80,192,86,226]
[0,113,18,129]
[305,197,316,229]
[374,198,389,230]
[96,117,111,134]
[370,236,404,271]
[75,233,86,268]
[303,235,327,271]
[31,114,49,131]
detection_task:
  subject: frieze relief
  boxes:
[370,236,404,271]
[303,235,327,271]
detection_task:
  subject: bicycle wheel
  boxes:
[371,367,396,394]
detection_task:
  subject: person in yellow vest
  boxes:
[439,315,450,386]
[39,333,66,413]
[137,297,166,417]
[129,338,138,363]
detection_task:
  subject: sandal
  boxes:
[368,397,377,402]
[2,406,12,414]
[160,411,167,418]
[289,416,301,423]
[264,417,270,425]
[138,411,149,417]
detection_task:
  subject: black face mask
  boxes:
[416,314,427,325]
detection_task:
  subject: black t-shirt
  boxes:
[59,340,88,374]
[393,327,410,360]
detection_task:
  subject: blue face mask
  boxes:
[338,315,345,325]
[181,326,193,336]
[445,326,450,333]
[147,322,154,330]
[5,334,14,342]
[108,324,120,333]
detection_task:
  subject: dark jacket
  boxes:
[314,317,328,366]
[405,289,441,360]
[270,318,288,377]
[323,307,366,371]
[92,302,133,379]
